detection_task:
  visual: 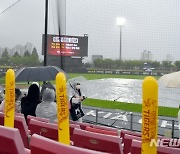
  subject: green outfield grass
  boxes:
[68,73,160,80]
[83,98,179,117]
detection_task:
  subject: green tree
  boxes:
[31,47,40,66]
[0,48,10,65]
[174,61,180,71]
[24,50,31,57]
[13,51,20,58]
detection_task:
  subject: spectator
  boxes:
[36,88,57,122]
[0,88,22,113]
[21,84,40,121]
[41,81,55,97]
[69,81,86,122]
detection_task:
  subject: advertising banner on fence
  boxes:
[42,34,88,57]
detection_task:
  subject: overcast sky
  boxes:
[0,0,180,62]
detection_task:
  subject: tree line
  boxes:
[0,47,42,67]
[85,59,180,71]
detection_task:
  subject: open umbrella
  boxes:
[15,66,68,82]
[158,71,180,88]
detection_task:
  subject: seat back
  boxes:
[30,134,108,154]
[70,120,91,130]
[29,119,58,141]
[14,115,30,148]
[86,126,118,136]
[123,134,141,154]
[27,115,49,127]
[120,129,141,143]
[70,123,80,139]
[93,125,119,135]
[0,126,27,154]
[130,139,180,154]
[73,128,123,154]
[158,145,180,154]
[0,112,29,148]
[130,139,141,154]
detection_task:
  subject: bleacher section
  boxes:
[0,112,179,154]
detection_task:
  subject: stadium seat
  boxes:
[73,128,123,154]
[130,139,180,154]
[120,129,141,143]
[27,115,49,127]
[0,125,30,154]
[129,139,141,154]
[70,123,80,140]
[123,134,141,154]
[0,112,29,148]
[29,119,58,141]
[92,124,120,136]
[14,115,30,148]
[70,120,91,130]
[30,134,108,154]
[85,126,119,136]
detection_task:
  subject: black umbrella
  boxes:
[15,66,68,82]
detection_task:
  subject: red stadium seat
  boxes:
[29,119,58,141]
[30,134,108,154]
[120,129,141,143]
[123,134,141,154]
[73,128,123,154]
[70,120,91,130]
[85,126,118,136]
[70,123,80,140]
[130,139,180,154]
[129,139,141,154]
[92,124,119,135]
[0,112,29,148]
[0,125,30,154]
[27,115,49,127]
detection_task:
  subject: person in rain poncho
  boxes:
[69,81,86,122]
[36,88,57,123]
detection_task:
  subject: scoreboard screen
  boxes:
[42,34,88,57]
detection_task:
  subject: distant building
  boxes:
[141,50,153,61]
[92,55,103,62]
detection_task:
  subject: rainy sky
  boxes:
[0,0,180,62]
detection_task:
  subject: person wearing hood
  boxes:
[36,88,57,122]
[69,81,86,122]
[21,83,40,122]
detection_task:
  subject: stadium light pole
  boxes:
[116,17,125,60]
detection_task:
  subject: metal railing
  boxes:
[82,106,180,138]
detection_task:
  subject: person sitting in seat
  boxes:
[21,84,40,122]
[36,88,57,123]
[0,88,22,113]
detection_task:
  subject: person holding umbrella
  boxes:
[69,81,86,122]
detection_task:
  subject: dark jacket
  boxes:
[21,84,40,121]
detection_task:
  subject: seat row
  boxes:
[0,125,108,154]
[1,112,179,154]
[0,112,123,154]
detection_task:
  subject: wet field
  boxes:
[81,78,180,108]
